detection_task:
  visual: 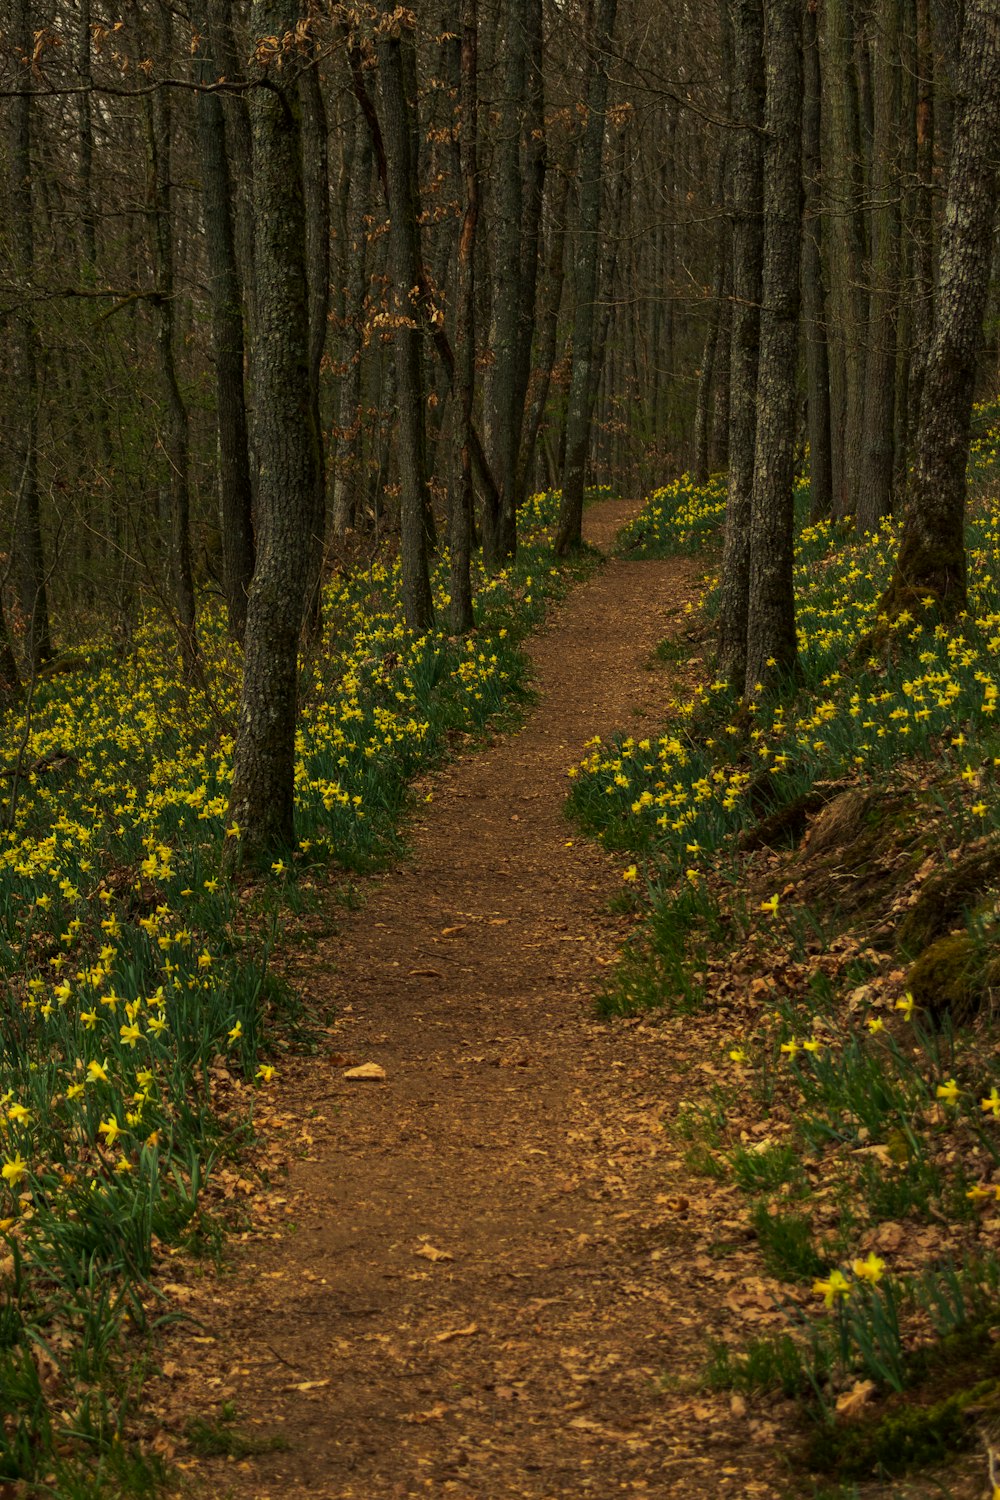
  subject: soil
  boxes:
[151,499,795,1499]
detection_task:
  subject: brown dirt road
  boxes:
[159,499,788,1500]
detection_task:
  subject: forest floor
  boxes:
[143,497,963,1500]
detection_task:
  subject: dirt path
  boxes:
[161,499,785,1499]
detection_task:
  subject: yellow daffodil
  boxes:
[813,1269,850,1308]
[2,1155,28,1187]
[852,1252,885,1284]
[936,1078,961,1105]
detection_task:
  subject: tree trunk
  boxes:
[10,0,52,672]
[377,26,434,630]
[881,0,1000,618]
[824,0,868,515]
[149,2,197,668]
[716,0,765,687]
[856,0,902,533]
[227,1,320,864]
[802,0,833,521]
[210,0,256,327]
[450,0,479,634]
[518,166,572,505]
[300,48,331,633]
[512,0,547,495]
[693,140,730,483]
[482,0,528,566]
[555,0,619,556]
[195,0,255,643]
[711,286,733,473]
[907,0,936,437]
[332,112,372,536]
[745,0,803,697]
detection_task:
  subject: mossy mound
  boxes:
[897,840,1000,955]
[906,933,982,1026]
[806,1376,999,1478]
[738,781,851,853]
[806,1322,1000,1479]
[792,788,936,925]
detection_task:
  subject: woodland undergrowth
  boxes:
[568,402,1000,1492]
[0,489,601,1495]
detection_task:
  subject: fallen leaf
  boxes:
[284,1379,330,1392]
[871,1221,905,1253]
[408,967,444,978]
[404,1402,449,1423]
[342,1063,386,1082]
[415,1243,454,1263]
[434,1324,479,1343]
[836,1379,877,1418]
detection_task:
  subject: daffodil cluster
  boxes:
[570,399,1000,879]
[0,490,577,1460]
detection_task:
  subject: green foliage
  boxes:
[751,1202,825,1281]
[0,490,593,1490]
[184,1410,289,1459]
[574,408,1000,1492]
[730,1142,803,1193]
[703,1333,815,1398]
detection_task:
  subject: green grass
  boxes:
[751,1202,826,1281]
[730,1142,803,1193]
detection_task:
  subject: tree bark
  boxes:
[10,0,52,672]
[856,0,902,533]
[823,0,868,516]
[802,0,833,521]
[716,0,765,687]
[555,0,619,556]
[378,24,434,630]
[149,1,197,668]
[693,142,730,483]
[518,165,572,506]
[482,0,528,566]
[745,0,803,697]
[194,0,255,644]
[449,0,479,634]
[881,0,1000,618]
[332,111,372,536]
[227,4,320,864]
[300,45,331,633]
[512,0,547,503]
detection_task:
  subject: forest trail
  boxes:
[163,498,783,1500]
